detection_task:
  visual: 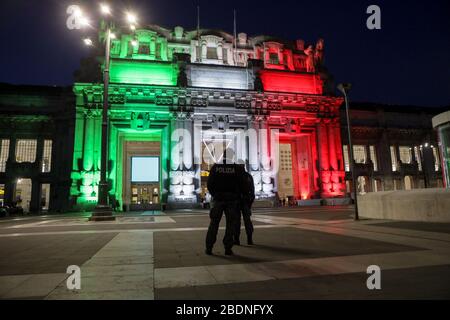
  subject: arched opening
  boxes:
[404,176,413,190]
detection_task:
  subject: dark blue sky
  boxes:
[0,0,449,107]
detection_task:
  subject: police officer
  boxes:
[205,148,244,256]
[234,166,255,245]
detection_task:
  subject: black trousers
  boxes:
[235,203,254,240]
[205,200,239,250]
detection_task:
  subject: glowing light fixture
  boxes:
[83,38,93,46]
[80,16,90,27]
[126,12,137,24]
[100,3,111,15]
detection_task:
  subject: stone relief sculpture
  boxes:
[304,45,315,73]
[314,38,324,66]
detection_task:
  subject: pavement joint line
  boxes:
[293,221,450,245]
[5,216,176,229]
[0,224,291,238]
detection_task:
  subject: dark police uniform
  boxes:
[205,162,244,254]
[234,170,255,245]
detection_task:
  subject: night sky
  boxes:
[0,0,449,107]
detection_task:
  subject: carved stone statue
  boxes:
[304,45,315,73]
[314,38,324,66]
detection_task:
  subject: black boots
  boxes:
[225,248,234,255]
[247,236,254,245]
[205,248,213,255]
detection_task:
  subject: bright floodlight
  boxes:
[126,12,137,24]
[83,38,93,46]
[73,7,82,18]
[80,16,90,27]
[131,40,138,47]
[110,33,116,39]
[100,3,111,15]
[130,24,136,31]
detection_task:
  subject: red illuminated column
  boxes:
[317,121,331,196]
[328,123,338,171]
[333,121,346,196]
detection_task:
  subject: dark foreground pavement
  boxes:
[0,206,449,299]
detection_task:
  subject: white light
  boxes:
[126,12,137,24]
[100,3,111,15]
[80,16,90,27]
[74,7,83,18]
[110,33,116,39]
[83,38,93,46]
[424,143,429,147]
[17,178,22,184]
[130,24,136,31]
[131,40,138,47]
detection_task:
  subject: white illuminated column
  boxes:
[183,117,193,170]
[248,119,259,171]
[170,117,181,171]
[259,118,270,171]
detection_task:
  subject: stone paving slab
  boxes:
[46,231,154,300]
[154,227,420,268]
[371,221,450,234]
[155,264,450,300]
[0,273,68,299]
[0,233,117,276]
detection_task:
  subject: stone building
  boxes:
[0,24,446,212]
[69,25,346,211]
[0,84,74,212]
[341,103,446,194]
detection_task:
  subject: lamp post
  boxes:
[74,4,138,221]
[337,83,359,221]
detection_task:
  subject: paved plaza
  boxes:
[0,206,449,299]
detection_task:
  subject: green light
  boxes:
[109,59,179,86]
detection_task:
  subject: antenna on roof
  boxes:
[197,5,201,62]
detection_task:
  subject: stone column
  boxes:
[248,118,259,171]
[83,111,95,172]
[170,116,181,171]
[317,121,331,197]
[4,138,16,206]
[201,41,207,60]
[182,116,193,171]
[259,118,270,171]
[327,123,338,171]
[29,179,40,213]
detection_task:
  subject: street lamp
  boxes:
[337,83,359,221]
[75,5,138,221]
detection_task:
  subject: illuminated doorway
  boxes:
[404,176,413,190]
[40,183,50,211]
[15,178,32,213]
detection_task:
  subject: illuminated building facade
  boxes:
[70,25,346,210]
[0,25,445,212]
